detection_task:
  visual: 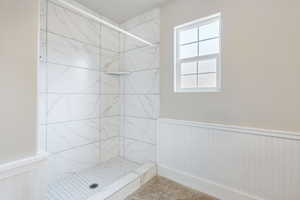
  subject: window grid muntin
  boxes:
[179,54,219,89]
[175,14,221,92]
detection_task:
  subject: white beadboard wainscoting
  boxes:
[0,153,48,200]
[158,119,300,200]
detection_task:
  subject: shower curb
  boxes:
[87,162,156,200]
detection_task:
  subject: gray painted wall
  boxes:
[160,0,300,132]
[0,0,39,164]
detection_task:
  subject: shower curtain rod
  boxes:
[56,0,155,46]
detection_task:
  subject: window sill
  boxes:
[174,88,222,93]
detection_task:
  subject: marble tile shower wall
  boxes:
[39,0,121,184]
[120,9,160,164]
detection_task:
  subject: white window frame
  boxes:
[174,13,222,93]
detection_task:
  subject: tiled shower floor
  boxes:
[47,157,140,200]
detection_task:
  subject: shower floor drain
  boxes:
[89,183,99,189]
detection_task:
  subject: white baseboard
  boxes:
[158,165,263,200]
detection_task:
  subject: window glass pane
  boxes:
[198,58,217,73]
[180,43,198,59]
[198,20,220,41]
[198,38,219,56]
[181,62,197,75]
[180,28,198,44]
[181,75,197,89]
[198,73,217,88]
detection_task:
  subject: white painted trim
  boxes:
[0,152,48,180]
[174,13,221,30]
[174,13,222,93]
[175,87,221,93]
[158,164,264,200]
[159,118,300,140]
[173,24,178,92]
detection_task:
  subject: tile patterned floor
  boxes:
[126,176,218,200]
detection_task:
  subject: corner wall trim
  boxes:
[0,152,48,180]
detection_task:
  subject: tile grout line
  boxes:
[99,22,103,162]
[48,136,121,156]
[120,136,156,146]
[46,30,119,53]
[44,0,49,153]
[44,60,159,74]
[43,92,160,95]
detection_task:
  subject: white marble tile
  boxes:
[101,50,120,72]
[130,18,160,44]
[101,95,120,117]
[121,8,160,51]
[39,125,47,152]
[47,119,100,153]
[120,137,125,157]
[121,8,160,30]
[39,30,46,62]
[124,139,156,164]
[120,36,146,52]
[121,46,159,72]
[122,69,159,94]
[48,1,100,45]
[38,62,47,93]
[124,95,159,118]
[39,43,46,63]
[101,73,120,94]
[100,117,120,140]
[123,18,160,51]
[47,94,100,123]
[124,117,157,144]
[48,143,100,184]
[47,33,99,69]
[39,93,47,124]
[101,26,119,52]
[47,63,100,94]
[100,137,120,162]
[118,10,160,168]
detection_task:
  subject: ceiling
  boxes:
[75,0,171,23]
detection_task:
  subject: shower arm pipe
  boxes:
[56,0,155,46]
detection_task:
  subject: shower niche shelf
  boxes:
[104,72,131,76]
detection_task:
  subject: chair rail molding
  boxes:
[0,152,48,200]
[0,152,48,179]
[159,118,300,140]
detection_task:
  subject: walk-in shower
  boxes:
[39,0,160,199]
